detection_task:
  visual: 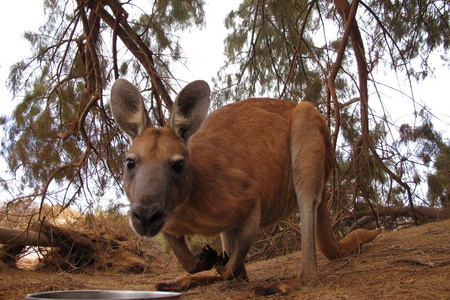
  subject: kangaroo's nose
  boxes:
[130,203,165,237]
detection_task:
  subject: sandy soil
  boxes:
[2,219,449,299]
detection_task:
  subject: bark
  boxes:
[328,0,359,149]
[0,227,52,247]
[0,223,93,249]
[346,206,449,232]
[354,206,450,221]
[98,0,173,112]
[0,223,96,269]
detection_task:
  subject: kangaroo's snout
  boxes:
[130,203,165,237]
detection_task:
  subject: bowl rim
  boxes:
[26,289,182,300]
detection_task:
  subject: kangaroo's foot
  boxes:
[156,275,223,292]
[254,277,318,296]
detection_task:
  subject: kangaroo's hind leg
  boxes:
[255,102,331,295]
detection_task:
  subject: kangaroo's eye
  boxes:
[172,160,184,175]
[126,158,136,170]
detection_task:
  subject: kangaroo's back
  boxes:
[187,98,331,227]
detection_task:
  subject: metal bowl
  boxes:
[26,290,181,300]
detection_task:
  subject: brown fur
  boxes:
[110,79,380,295]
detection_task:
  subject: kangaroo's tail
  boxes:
[316,191,380,259]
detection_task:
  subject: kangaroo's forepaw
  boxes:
[215,251,230,267]
[191,244,218,272]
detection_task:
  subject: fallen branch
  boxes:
[354,206,450,222]
[344,206,448,233]
[392,257,450,268]
[0,227,52,247]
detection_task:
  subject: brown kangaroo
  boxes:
[110,79,380,295]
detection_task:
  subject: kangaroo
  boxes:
[110,78,380,295]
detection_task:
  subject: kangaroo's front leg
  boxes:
[163,233,218,273]
[215,206,260,281]
[156,233,222,292]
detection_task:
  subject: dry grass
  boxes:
[1,219,449,299]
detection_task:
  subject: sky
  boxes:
[0,1,45,114]
[0,1,449,197]
[0,1,46,194]
[0,1,237,110]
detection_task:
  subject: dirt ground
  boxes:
[2,219,449,299]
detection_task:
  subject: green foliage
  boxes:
[427,141,450,207]
[214,0,327,104]
[216,0,450,104]
[131,0,205,71]
[399,109,443,165]
[361,0,450,79]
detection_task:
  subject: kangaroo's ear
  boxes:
[110,78,153,142]
[169,80,211,142]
